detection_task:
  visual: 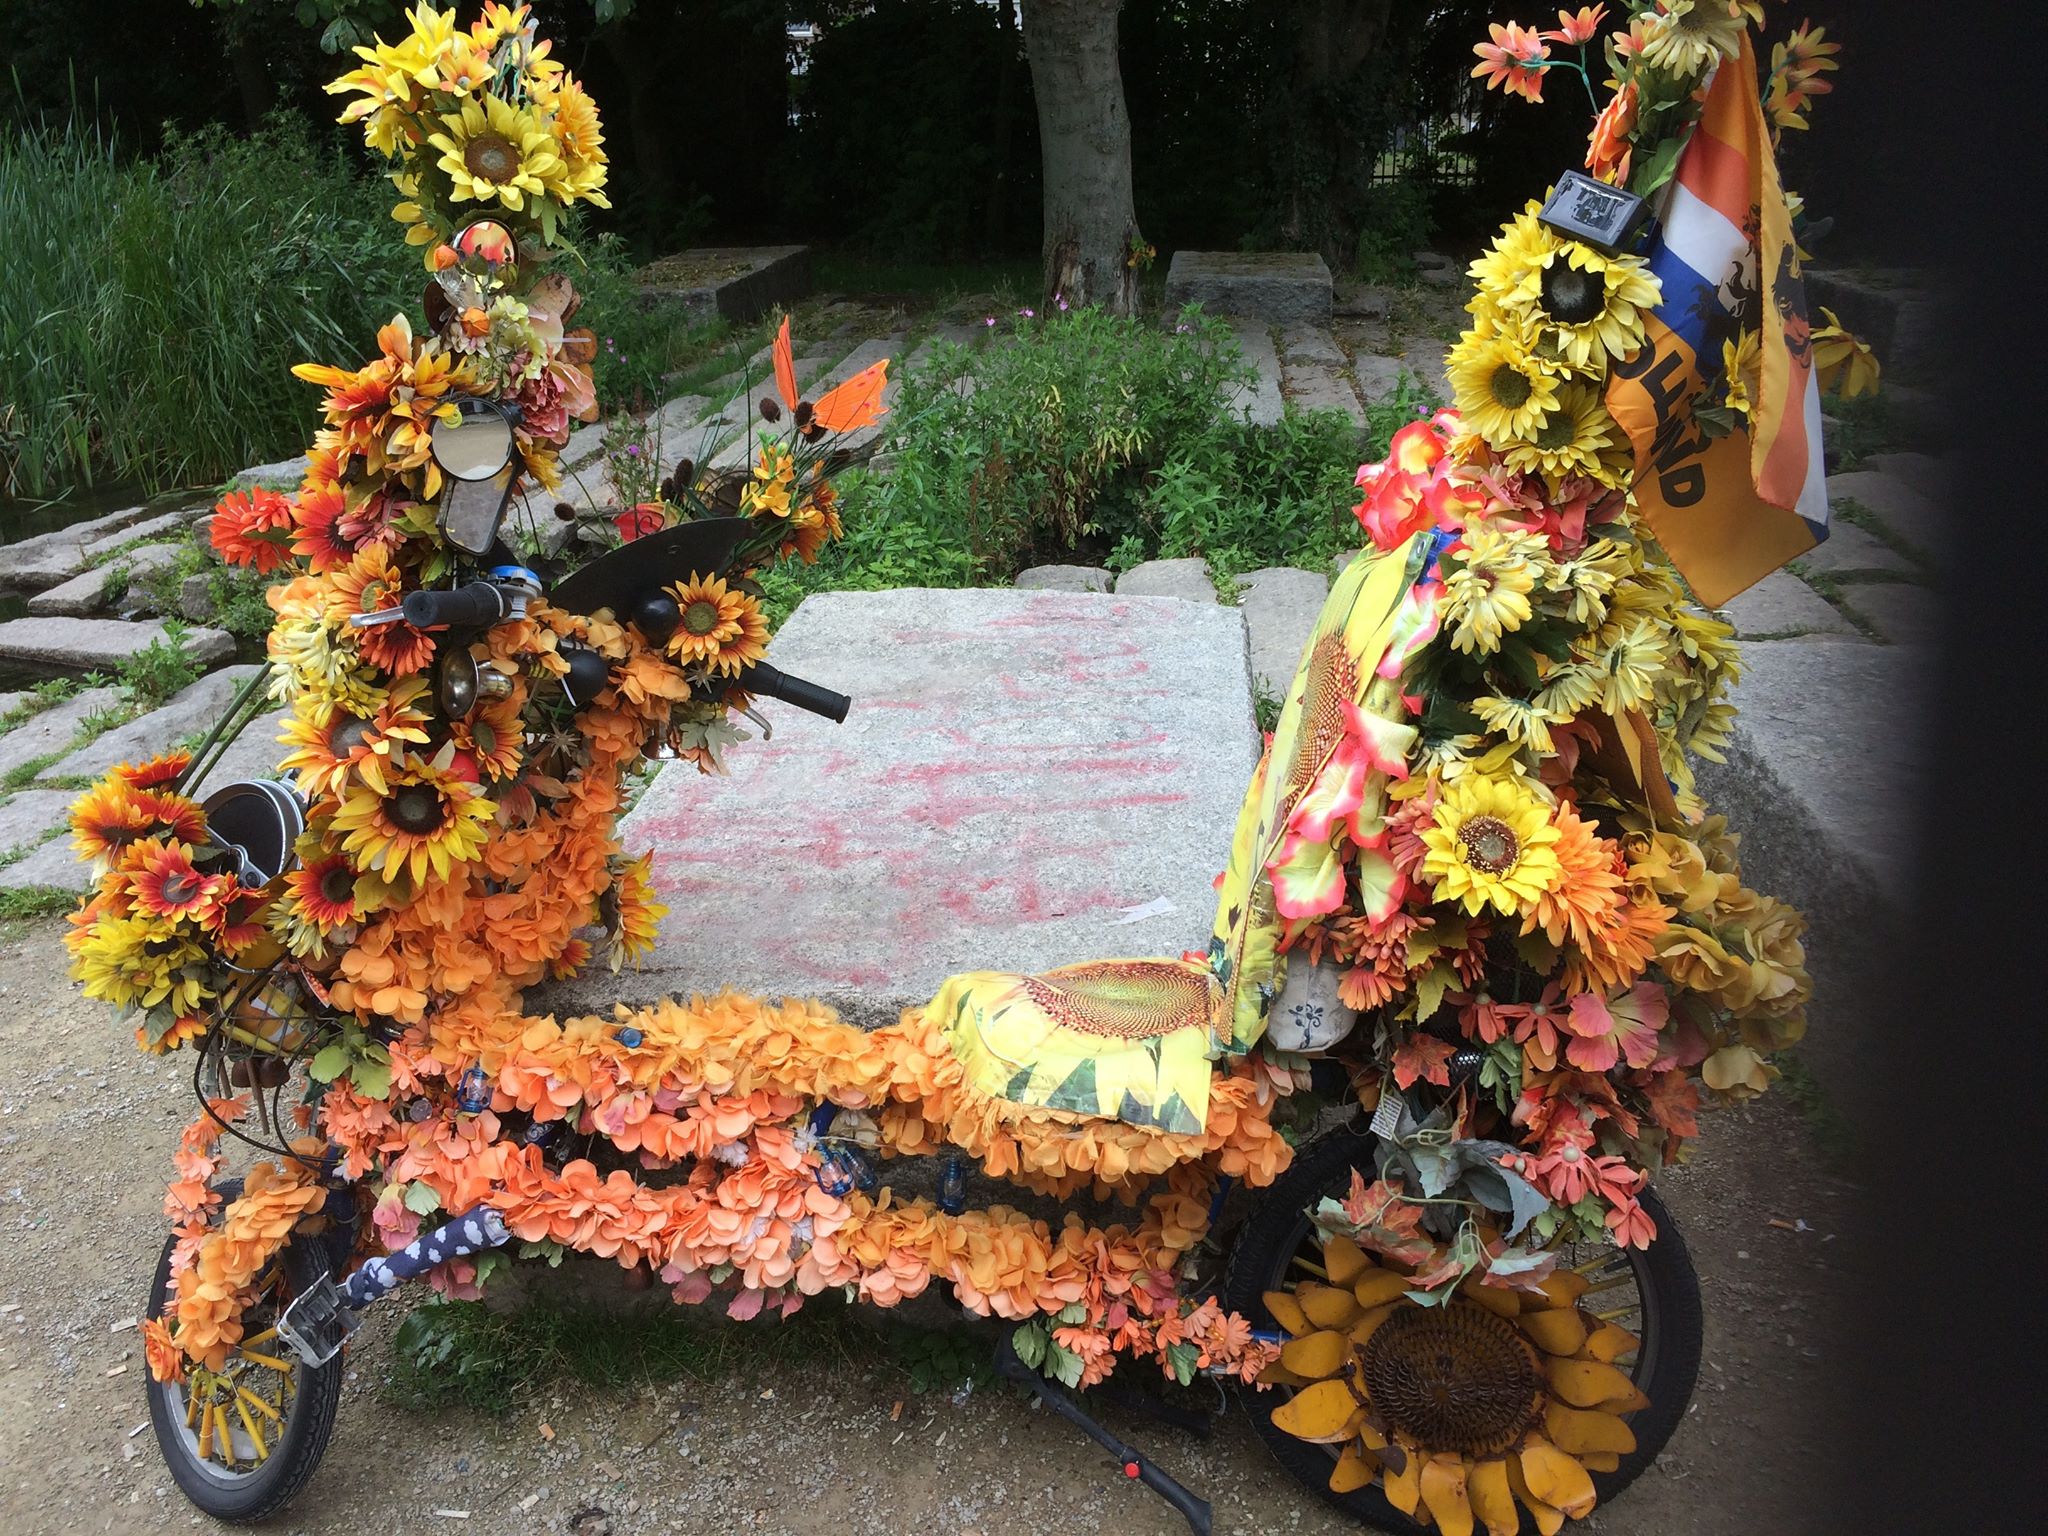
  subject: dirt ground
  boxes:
[0,916,1855,1536]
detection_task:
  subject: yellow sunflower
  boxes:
[1466,200,1555,313]
[606,852,666,971]
[1502,383,1628,486]
[1509,244,1661,372]
[1443,523,1550,655]
[1265,1233,1647,1534]
[427,93,564,213]
[1447,322,1562,450]
[1636,0,1745,76]
[535,74,610,207]
[330,745,496,886]
[663,573,769,677]
[1418,772,1564,918]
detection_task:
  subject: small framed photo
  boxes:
[1538,170,1649,255]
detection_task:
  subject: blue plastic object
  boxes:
[937,1156,968,1216]
[456,1065,491,1114]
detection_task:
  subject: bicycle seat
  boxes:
[924,533,1435,1134]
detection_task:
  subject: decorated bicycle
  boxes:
[66,5,1863,1531]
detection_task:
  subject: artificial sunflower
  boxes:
[1810,308,1881,399]
[330,745,496,886]
[427,93,563,213]
[1502,383,1626,486]
[69,778,163,871]
[278,677,434,798]
[1447,323,1561,450]
[1418,772,1563,919]
[1508,242,1660,373]
[1635,0,1745,76]
[283,849,363,935]
[123,839,232,926]
[663,573,769,676]
[1265,1233,1646,1535]
[330,546,436,677]
[606,852,666,971]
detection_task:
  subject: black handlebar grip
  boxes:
[742,661,851,724]
[401,582,508,630]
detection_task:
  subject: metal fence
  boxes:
[1369,79,1484,187]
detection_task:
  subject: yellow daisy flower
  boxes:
[1503,381,1627,485]
[1637,0,1745,76]
[1444,523,1551,654]
[1447,321,1562,450]
[1418,772,1564,918]
[331,746,496,887]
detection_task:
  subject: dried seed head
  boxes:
[759,397,783,423]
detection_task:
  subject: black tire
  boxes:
[1222,1128,1703,1533]
[145,1179,345,1523]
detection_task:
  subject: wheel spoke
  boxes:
[239,1326,278,1349]
[237,1348,294,1372]
[237,1386,282,1423]
[1288,1256,1328,1280]
[184,1381,202,1430]
[233,1395,269,1463]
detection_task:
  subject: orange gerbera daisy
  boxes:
[1524,799,1627,951]
[1586,79,1637,184]
[123,838,233,924]
[330,545,435,675]
[1565,890,1673,993]
[1472,20,1549,103]
[663,573,769,676]
[209,487,297,573]
[284,850,361,931]
[331,745,497,886]
[290,477,357,572]
[114,752,191,791]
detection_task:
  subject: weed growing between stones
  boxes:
[113,624,200,710]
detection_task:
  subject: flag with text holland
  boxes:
[1605,33,1829,608]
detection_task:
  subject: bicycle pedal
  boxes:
[276,1273,358,1368]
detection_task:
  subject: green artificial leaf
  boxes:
[1165,1341,1201,1386]
[1055,1301,1088,1326]
[1630,135,1684,198]
[403,1180,442,1215]
[1044,1339,1085,1389]
[1413,963,1454,1024]
[1012,1321,1047,1372]
[351,1057,392,1100]
[308,1042,349,1082]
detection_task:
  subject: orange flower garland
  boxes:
[162,1148,329,1375]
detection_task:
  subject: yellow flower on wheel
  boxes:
[331,745,496,886]
[1419,772,1563,919]
[663,573,769,676]
[1266,1233,1647,1534]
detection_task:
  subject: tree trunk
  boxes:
[221,13,277,131]
[984,0,1020,254]
[1021,0,1142,315]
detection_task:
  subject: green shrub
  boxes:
[117,622,201,708]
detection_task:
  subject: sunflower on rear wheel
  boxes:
[1264,1229,1644,1535]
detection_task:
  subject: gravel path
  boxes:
[0,918,1851,1535]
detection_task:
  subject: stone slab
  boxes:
[1163,250,1332,327]
[1014,565,1111,594]
[181,706,295,794]
[1419,267,1462,288]
[229,453,310,490]
[82,508,190,561]
[27,544,184,618]
[1281,364,1367,427]
[1859,451,1945,498]
[0,501,164,592]
[1333,282,1394,320]
[1234,567,1329,700]
[636,245,811,324]
[1225,323,1285,427]
[1793,520,1913,578]
[1116,558,1218,604]
[1352,352,1417,403]
[602,588,1258,1023]
[709,334,905,471]
[1824,470,1944,568]
[0,616,235,673]
[0,789,76,856]
[45,665,261,782]
[1278,325,1345,370]
[1392,332,1453,404]
[0,687,122,778]
[0,834,92,895]
[0,692,24,719]
[1847,582,1941,646]
[1714,570,1854,638]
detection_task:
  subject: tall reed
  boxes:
[0,113,418,501]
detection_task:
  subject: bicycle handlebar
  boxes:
[400,582,510,630]
[741,661,851,724]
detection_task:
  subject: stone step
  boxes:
[1714,569,1854,639]
[1824,469,1944,570]
[229,453,310,491]
[1163,250,1332,326]
[181,704,295,795]
[592,587,1257,1026]
[0,500,164,593]
[82,506,198,562]
[43,665,262,783]
[1014,565,1111,594]
[1116,558,1217,604]
[26,544,185,618]
[1275,324,1366,427]
[1225,322,1285,427]
[0,616,235,674]
[1234,566,1330,699]
[1793,520,1915,579]
[0,834,92,895]
[0,788,77,857]
[709,332,907,472]
[0,686,122,779]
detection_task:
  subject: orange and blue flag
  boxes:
[1605,34,1829,608]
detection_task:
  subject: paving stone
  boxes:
[0,616,235,673]
[0,692,24,719]
[45,665,262,782]
[1163,250,1332,326]
[1014,565,1112,593]
[1792,519,1913,578]
[181,706,295,794]
[179,573,214,623]
[0,502,164,593]
[1713,570,1854,638]
[229,453,309,490]
[0,789,76,856]
[1116,558,1218,604]
[1391,332,1453,403]
[27,545,185,618]
[1412,250,1453,271]
[709,334,905,471]
[1225,322,1285,427]
[1234,567,1329,699]
[1281,364,1367,427]
[1824,470,1944,567]
[1333,282,1394,319]
[81,509,190,562]
[0,687,122,778]
[600,587,1257,1025]
[1278,325,1345,369]
[1419,267,1462,288]
[1353,352,1419,403]
[1859,451,1944,498]
[0,834,92,895]
[1847,581,1941,645]
[635,244,811,323]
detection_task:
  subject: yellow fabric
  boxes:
[1208,533,1428,1051]
[928,958,1219,1134]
